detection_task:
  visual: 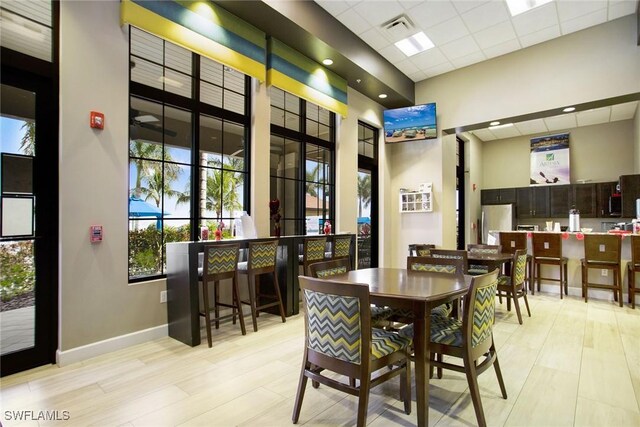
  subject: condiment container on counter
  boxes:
[569,208,580,232]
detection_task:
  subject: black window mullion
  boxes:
[191,53,200,242]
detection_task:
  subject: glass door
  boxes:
[1,69,57,376]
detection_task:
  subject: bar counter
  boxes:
[166,234,355,346]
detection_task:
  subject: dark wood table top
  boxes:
[467,252,513,263]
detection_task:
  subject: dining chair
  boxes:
[301,236,328,275]
[496,249,531,324]
[401,269,506,427]
[581,233,622,306]
[293,276,412,427]
[499,231,533,294]
[408,243,436,256]
[467,244,502,276]
[331,235,353,268]
[199,243,245,347]
[238,240,286,331]
[429,249,469,273]
[628,235,640,309]
[531,233,568,298]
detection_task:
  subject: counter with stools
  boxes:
[582,234,622,306]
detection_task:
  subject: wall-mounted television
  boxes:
[383,103,437,144]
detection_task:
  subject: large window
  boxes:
[128,28,250,281]
[357,121,378,268]
[269,88,335,235]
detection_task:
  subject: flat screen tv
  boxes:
[383,103,437,144]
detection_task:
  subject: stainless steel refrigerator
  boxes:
[481,204,515,244]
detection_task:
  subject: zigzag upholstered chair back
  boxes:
[407,255,466,275]
[293,276,412,426]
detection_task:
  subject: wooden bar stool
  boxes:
[628,235,640,309]
[239,240,286,332]
[532,233,568,298]
[331,234,353,268]
[408,243,435,256]
[301,236,328,275]
[499,232,533,294]
[582,234,622,306]
[467,244,502,276]
[199,243,245,348]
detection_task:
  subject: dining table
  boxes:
[341,267,470,427]
[467,252,514,274]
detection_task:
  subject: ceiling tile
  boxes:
[352,0,404,27]
[440,35,481,60]
[360,27,392,50]
[473,20,518,50]
[544,113,577,131]
[560,8,607,35]
[408,70,428,82]
[379,44,408,64]
[451,0,489,14]
[471,128,497,141]
[424,16,470,46]
[519,25,561,48]
[460,1,510,33]
[450,50,486,69]
[608,0,639,20]
[406,0,458,28]
[482,38,521,59]
[514,118,548,136]
[335,8,371,35]
[394,58,420,75]
[423,61,455,78]
[576,107,611,126]
[409,47,449,68]
[556,0,607,22]
[315,0,351,16]
[610,101,638,121]
[489,124,521,139]
[511,3,559,37]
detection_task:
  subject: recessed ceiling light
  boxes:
[394,32,434,57]
[378,94,388,99]
[489,123,514,130]
[322,58,333,66]
[506,0,553,17]
[490,121,500,126]
[563,107,576,112]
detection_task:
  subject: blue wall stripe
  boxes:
[268,54,348,105]
[132,0,266,65]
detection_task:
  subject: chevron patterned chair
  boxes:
[293,276,412,427]
[238,240,286,332]
[408,243,435,256]
[301,236,328,275]
[402,269,506,427]
[199,243,245,348]
[496,249,531,324]
[467,244,502,276]
[429,249,469,273]
[331,235,353,268]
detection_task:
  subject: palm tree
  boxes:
[305,162,322,198]
[138,167,183,208]
[205,157,244,218]
[129,140,163,198]
[357,173,371,217]
[19,121,35,155]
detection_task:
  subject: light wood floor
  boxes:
[2,293,639,427]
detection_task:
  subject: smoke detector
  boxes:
[382,15,414,42]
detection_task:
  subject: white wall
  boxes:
[465,132,484,245]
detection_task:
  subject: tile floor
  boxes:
[1,293,639,426]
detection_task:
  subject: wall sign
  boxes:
[530,133,570,186]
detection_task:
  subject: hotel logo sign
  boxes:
[530,133,570,186]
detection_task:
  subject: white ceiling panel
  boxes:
[353,0,405,26]
[409,47,449,68]
[473,20,518,50]
[407,1,458,28]
[471,128,498,141]
[394,58,420,75]
[609,0,639,19]
[560,8,608,35]
[610,101,638,121]
[460,1,510,33]
[315,0,350,16]
[378,44,407,64]
[451,0,489,14]
[483,38,522,59]
[423,16,470,46]
[544,113,578,131]
[519,24,561,48]
[422,61,455,78]
[489,124,521,139]
[556,0,607,21]
[511,3,559,37]
[440,35,481,60]
[408,70,428,81]
[359,28,391,50]
[576,107,611,126]
[335,8,371,35]
[515,119,548,135]
[450,50,486,68]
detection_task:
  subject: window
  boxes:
[357,121,378,268]
[269,87,335,235]
[128,28,250,281]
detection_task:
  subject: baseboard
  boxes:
[537,283,637,303]
[56,324,168,367]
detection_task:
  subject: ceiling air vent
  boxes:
[382,15,414,41]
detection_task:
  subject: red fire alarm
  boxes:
[90,111,105,129]
[90,225,103,243]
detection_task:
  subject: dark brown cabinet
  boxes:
[481,188,516,205]
[597,181,621,218]
[549,185,571,217]
[516,186,549,218]
[620,175,640,217]
[572,184,597,218]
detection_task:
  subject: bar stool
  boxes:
[532,233,568,298]
[499,231,533,294]
[199,243,245,348]
[467,244,502,276]
[301,236,328,275]
[331,235,353,268]
[408,243,435,256]
[582,234,622,306]
[239,240,286,331]
[628,235,640,309]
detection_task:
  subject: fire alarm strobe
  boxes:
[90,111,104,129]
[90,225,103,243]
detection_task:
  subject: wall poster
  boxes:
[530,133,570,185]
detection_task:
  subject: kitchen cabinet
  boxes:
[572,184,597,218]
[516,186,549,218]
[481,188,516,205]
[549,185,571,217]
[596,181,621,218]
[620,174,640,217]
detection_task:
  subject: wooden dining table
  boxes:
[467,252,513,273]
[341,268,470,427]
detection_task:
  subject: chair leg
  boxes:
[564,262,568,295]
[559,263,564,300]
[584,265,589,303]
[437,353,443,379]
[292,360,309,424]
[356,374,370,427]
[528,259,534,295]
[202,281,213,348]
[247,273,259,332]
[512,291,523,325]
[617,269,623,308]
[491,343,508,399]
[214,280,220,330]
[522,291,531,317]
[631,269,636,309]
[273,271,287,323]
[233,276,247,335]
[402,357,412,415]
[464,357,487,427]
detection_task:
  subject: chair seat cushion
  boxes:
[497,275,511,286]
[371,305,393,321]
[397,313,463,348]
[388,302,451,321]
[468,264,489,276]
[371,328,412,359]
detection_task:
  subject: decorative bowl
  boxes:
[580,228,593,233]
